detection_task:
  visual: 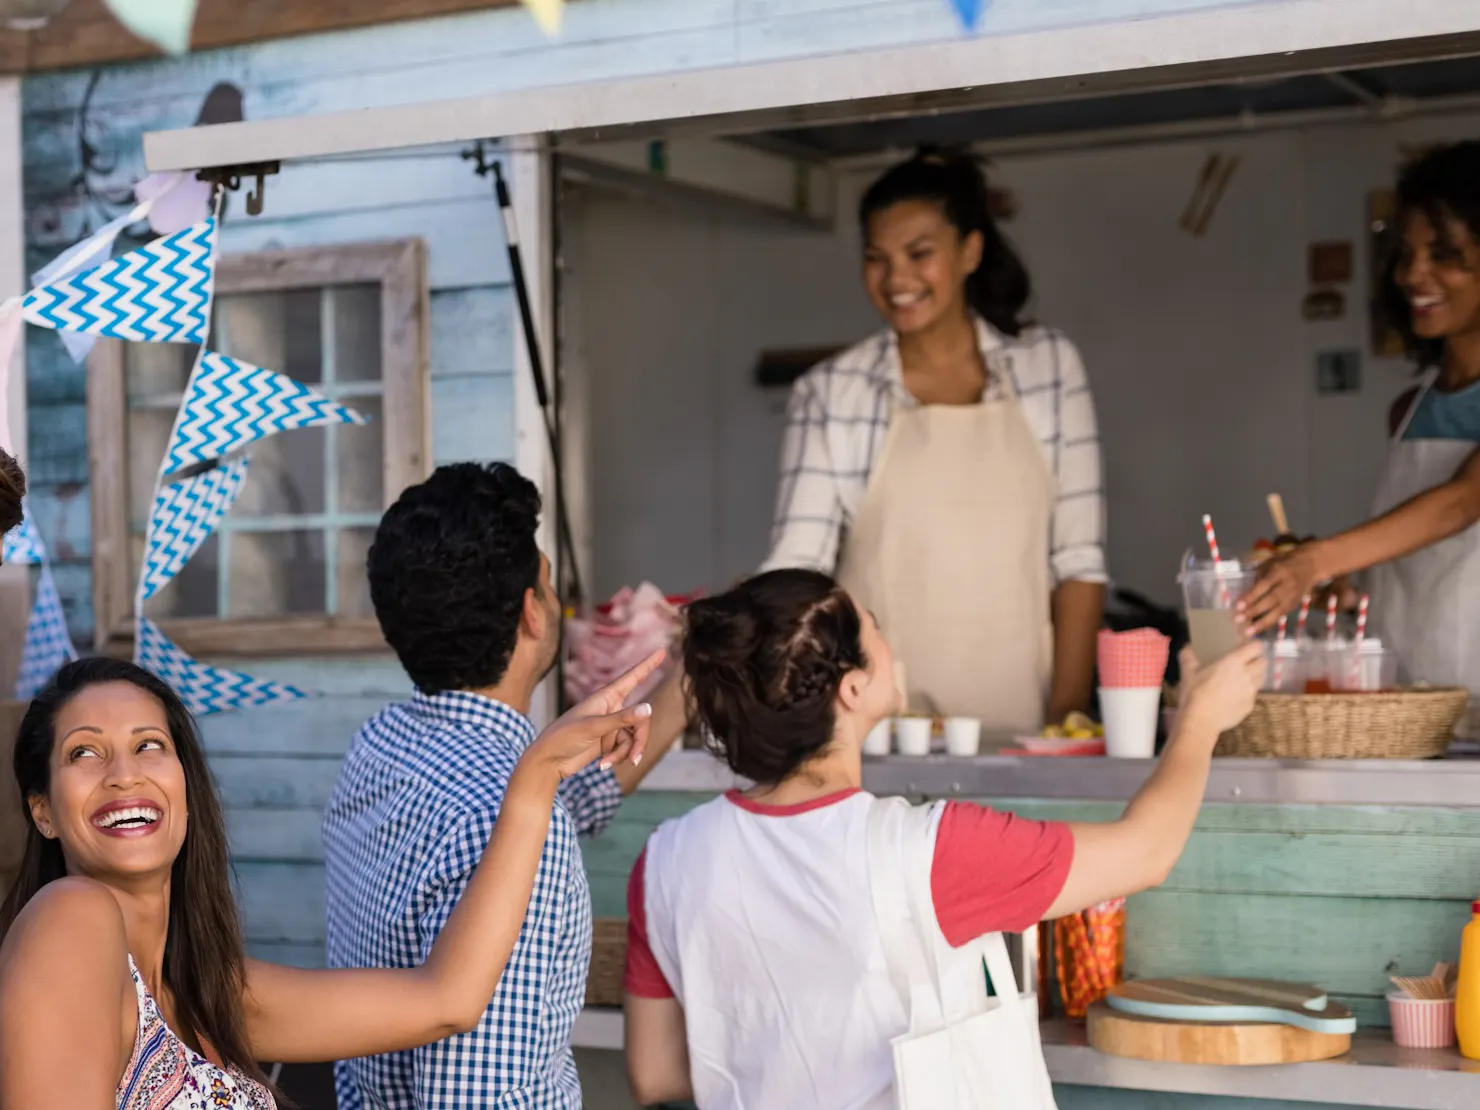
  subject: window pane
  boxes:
[337,527,376,619]
[125,408,179,533]
[236,428,327,517]
[329,284,382,383]
[213,290,322,384]
[124,343,193,401]
[336,395,384,513]
[228,530,326,617]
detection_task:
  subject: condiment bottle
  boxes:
[1457,899,1480,1059]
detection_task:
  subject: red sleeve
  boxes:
[929,801,1074,947]
[622,845,675,999]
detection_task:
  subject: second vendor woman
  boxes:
[760,148,1106,732]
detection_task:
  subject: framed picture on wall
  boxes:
[1368,188,1405,359]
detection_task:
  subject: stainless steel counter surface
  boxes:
[638,748,1480,807]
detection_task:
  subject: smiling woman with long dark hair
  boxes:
[759,147,1106,733]
[0,653,660,1110]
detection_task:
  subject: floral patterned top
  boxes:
[115,956,275,1110]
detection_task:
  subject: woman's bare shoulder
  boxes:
[0,877,129,983]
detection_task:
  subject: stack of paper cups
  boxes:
[1097,628,1171,759]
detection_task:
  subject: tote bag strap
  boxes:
[894,802,1023,1023]
[865,796,945,1031]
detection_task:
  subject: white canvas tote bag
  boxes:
[865,795,1057,1110]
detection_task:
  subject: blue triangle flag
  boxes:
[949,0,985,30]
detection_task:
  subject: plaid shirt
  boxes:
[323,690,622,1110]
[759,318,1107,586]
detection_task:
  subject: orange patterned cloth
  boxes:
[1053,899,1126,1019]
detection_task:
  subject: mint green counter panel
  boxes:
[584,793,1480,1029]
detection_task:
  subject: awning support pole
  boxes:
[463,140,584,606]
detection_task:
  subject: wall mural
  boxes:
[24,73,244,640]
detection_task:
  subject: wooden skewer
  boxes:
[1391,975,1448,1000]
[1266,493,1290,537]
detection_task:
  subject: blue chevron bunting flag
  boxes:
[136,617,306,716]
[22,219,217,344]
[16,563,78,699]
[161,350,369,476]
[949,0,985,29]
[141,455,249,602]
[3,508,45,566]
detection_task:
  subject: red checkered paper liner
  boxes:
[1098,628,1170,688]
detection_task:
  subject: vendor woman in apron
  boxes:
[759,148,1106,733]
[1242,141,1480,695]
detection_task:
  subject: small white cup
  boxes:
[1099,687,1161,758]
[895,717,932,756]
[862,718,893,757]
[943,717,982,757]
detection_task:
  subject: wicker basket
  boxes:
[586,916,628,1007]
[1215,688,1469,759]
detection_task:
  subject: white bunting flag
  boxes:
[161,350,369,477]
[140,455,250,602]
[136,617,306,717]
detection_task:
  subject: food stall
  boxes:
[136,2,1480,1105]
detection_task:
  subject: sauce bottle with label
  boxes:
[1457,899,1480,1059]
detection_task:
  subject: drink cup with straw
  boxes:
[1273,614,1290,689]
[1180,514,1256,665]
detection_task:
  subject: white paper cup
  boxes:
[895,717,932,756]
[862,718,893,757]
[1099,687,1161,758]
[943,717,982,757]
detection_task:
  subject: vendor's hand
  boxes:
[519,649,666,783]
[1178,641,1265,740]
[1239,546,1326,632]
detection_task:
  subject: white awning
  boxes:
[144,0,1480,172]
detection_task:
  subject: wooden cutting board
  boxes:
[1087,1001,1353,1066]
[1105,977,1356,1034]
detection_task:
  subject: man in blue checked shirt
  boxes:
[323,462,687,1109]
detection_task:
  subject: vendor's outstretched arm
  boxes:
[1242,447,1480,631]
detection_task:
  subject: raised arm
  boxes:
[1044,642,1264,918]
[758,376,847,574]
[0,879,135,1110]
[1242,446,1480,632]
[241,652,664,1064]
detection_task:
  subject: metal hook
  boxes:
[245,170,266,217]
[461,139,495,178]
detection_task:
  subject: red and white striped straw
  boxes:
[1296,594,1312,639]
[1326,594,1338,641]
[1350,594,1371,688]
[1273,614,1289,689]
[1201,514,1231,607]
[1201,514,1223,563]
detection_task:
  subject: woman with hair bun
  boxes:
[623,569,1264,1109]
[761,147,1105,733]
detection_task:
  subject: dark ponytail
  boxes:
[859,146,1030,337]
[683,569,867,784]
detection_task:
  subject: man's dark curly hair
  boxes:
[0,449,25,539]
[368,462,543,694]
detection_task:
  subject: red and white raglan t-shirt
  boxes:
[623,789,1072,1110]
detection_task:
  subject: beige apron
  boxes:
[836,362,1056,734]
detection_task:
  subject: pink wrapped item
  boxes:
[1097,628,1171,689]
[563,583,696,706]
